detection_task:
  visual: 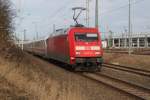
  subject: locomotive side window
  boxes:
[75,33,98,42]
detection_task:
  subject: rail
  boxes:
[82,72,150,100]
[103,63,150,77]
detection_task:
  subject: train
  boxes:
[23,26,103,71]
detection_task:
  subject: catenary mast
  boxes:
[95,0,99,28]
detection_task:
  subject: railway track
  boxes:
[82,72,150,100]
[104,49,150,55]
[104,51,150,55]
[34,55,150,99]
[103,63,150,77]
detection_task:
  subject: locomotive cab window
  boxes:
[75,33,98,42]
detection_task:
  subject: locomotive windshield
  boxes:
[75,33,98,42]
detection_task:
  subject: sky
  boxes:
[10,0,150,40]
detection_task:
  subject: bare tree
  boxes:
[0,0,14,44]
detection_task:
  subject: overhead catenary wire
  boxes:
[16,0,148,41]
[44,0,147,36]
[100,0,145,16]
[39,0,89,32]
[37,0,79,32]
[100,0,146,36]
[40,0,76,23]
[30,0,74,37]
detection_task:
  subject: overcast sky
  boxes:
[11,0,150,40]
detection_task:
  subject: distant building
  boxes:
[102,33,150,49]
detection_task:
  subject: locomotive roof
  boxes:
[50,28,68,37]
[50,27,98,37]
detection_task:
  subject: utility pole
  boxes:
[17,0,21,13]
[14,32,17,41]
[128,0,132,55]
[53,24,56,33]
[36,26,38,40]
[33,22,38,40]
[24,29,26,41]
[86,0,90,27]
[95,0,99,28]
[123,26,128,48]
[21,29,26,50]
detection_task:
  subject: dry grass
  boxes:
[104,53,150,71]
[0,76,34,100]
[0,52,139,100]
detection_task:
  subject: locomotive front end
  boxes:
[69,28,103,71]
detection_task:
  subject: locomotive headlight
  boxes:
[91,46,100,50]
[71,57,75,60]
[76,46,85,50]
[76,52,81,55]
[95,52,101,55]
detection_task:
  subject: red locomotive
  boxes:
[24,27,103,71]
[23,7,103,71]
